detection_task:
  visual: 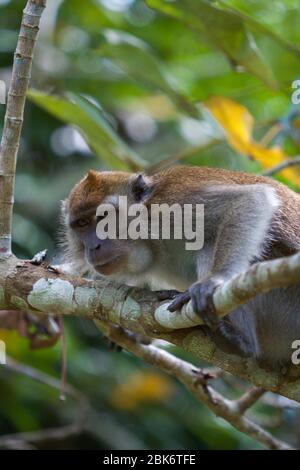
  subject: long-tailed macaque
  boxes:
[61,166,300,370]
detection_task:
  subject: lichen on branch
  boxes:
[0,255,300,404]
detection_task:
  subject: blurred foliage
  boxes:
[0,0,300,450]
[204,96,300,185]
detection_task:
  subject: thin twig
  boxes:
[262,156,300,176]
[102,324,294,450]
[0,0,46,256]
[59,316,67,401]
[146,138,224,174]
[235,387,265,414]
[0,356,88,449]
[259,123,282,146]
[261,395,300,410]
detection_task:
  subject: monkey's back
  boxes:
[150,165,300,256]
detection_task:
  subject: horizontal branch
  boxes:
[0,254,300,402]
[155,252,300,328]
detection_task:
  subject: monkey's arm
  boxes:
[169,184,280,326]
[208,184,279,277]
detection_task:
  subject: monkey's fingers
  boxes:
[168,291,191,312]
[156,289,180,301]
[190,281,220,330]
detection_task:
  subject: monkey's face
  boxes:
[63,170,155,278]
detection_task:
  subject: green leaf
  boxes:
[217,0,300,57]
[56,0,111,32]
[27,90,146,170]
[147,0,278,90]
[97,29,200,117]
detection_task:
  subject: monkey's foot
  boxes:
[155,289,180,301]
[189,279,221,329]
[168,279,221,329]
[167,290,191,311]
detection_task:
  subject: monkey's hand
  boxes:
[155,289,180,301]
[168,278,222,329]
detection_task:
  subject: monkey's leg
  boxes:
[170,184,279,328]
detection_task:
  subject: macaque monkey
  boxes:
[61,166,300,370]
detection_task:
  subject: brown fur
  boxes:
[66,165,300,256]
[67,170,131,220]
[150,166,300,256]
[62,165,300,368]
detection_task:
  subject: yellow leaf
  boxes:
[110,371,173,411]
[205,96,254,154]
[250,145,284,168]
[204,96,300,186]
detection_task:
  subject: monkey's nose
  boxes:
[86,243,102,264]
[89,243,101,256]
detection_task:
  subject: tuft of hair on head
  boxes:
[86,169,98,182]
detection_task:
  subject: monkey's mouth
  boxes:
[94,255,125,275]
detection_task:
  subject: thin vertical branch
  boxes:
[0,0,46,256]
[235,387,265,414]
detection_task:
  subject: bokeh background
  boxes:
[1,0,300,449]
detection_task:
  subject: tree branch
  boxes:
[262,156,300,177]
[155,252,300,329]
[100,324,293,450]
[0,0,46,256]
[0,356,88,449]
[0,254,300,403]
[235,387,265,414]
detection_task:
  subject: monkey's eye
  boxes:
[75,218,91,228]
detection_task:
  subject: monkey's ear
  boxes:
[131,174,153,202]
